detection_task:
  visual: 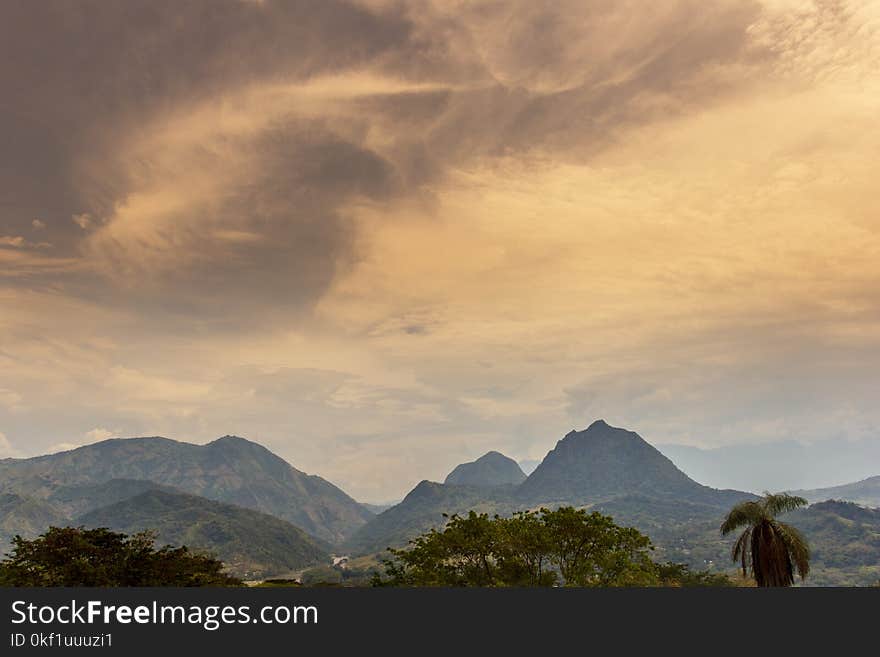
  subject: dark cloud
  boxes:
[1,0,773,328]
[0,0,411,245]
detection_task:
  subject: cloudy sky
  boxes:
[1,0,879,501]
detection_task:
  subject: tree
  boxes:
[720,493,810,587]
[374,507,660,587]
[377,511,502,586]
[540,506,657,587]
[494,511,557,586]
[0,526,241,587]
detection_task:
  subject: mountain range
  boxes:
[1,421,878,585]
[346,420,755,557]
[343,421,880,585]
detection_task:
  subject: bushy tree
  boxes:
[541,507,657,586]
[374,507,664,587]
[376,512,501,586]
[0,527,241,587]
[494,511,557,586]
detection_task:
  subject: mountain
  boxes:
[345,481,516,556]
[0,435,372,544]
[785,501,880,586]
[77,489,329,580]
[444,451,526,487]
[795,476,880,509]
[657,438,880,493]
[2,477,331,579]
[347,421,754,565]
[592,494,737,568]
[517,420,748,507]
[593,497,880,586]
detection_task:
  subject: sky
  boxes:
[1,0,879,502]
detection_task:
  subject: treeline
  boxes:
[373,507,734,587]
[4,501,809,587]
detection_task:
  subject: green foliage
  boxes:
[542,507,658,586]
[374,507,664,587]
[494,510,556,586]
[255,578,303,587]
[0,526,241,587]
[721,492,810,587]
[654,562,737,587]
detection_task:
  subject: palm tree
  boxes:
[720,492,810,587]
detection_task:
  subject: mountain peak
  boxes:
[563,420,613,439]
[444,451,526,488]
[208,434,254,446]
[518,423,737,506]
[403,480,445,503]
[205,435,280,460]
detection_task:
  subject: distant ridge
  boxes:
[795,475,880,509]
[444,451,526,487]
[657,438,880,492]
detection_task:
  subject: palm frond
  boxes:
[731,527,751,577]
[720,501,766,535]
[772,520,810,580]
[762,493,808,518]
